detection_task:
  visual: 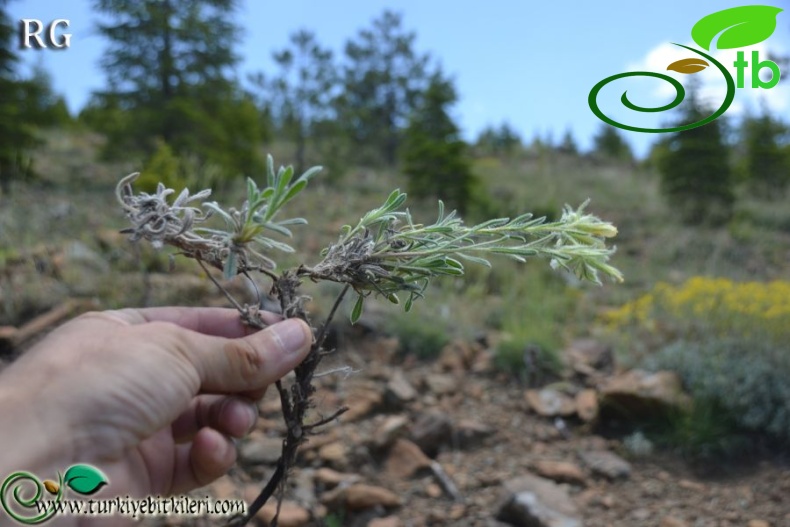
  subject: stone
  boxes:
[424,373,458,396]
[623,430,654,457]
[373,415,410,449]
[207,475,240,501]
[410,411,453,458]
[747,520,770,527]
[437,339,477,373]
[313,467,360,488]
[678,479,706,492]
[425,482,443,498]
[532,460,586,486]
[579,450,631,480]
[600,369,692,419]
[239,432,283,465]
[496,474,582,527]
[255,500,311,527]
[385,439,431,479]
[575,389,599,422]
[346,483,401,510]
[660,517,689,527]
[566,339,614,374]
[323,484,402,510]
[318,441,349,467]
[454,419,495,449]
[386,371,418,405]
[368,517,402,527]
[525,388,576,417]
[343,386,384,422]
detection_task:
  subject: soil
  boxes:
[189,332,790,527]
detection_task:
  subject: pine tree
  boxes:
[559,128,578,155]
[591,124,633,162]
[91,0,264,178]
[401,73,478,214]
[658,89,735,224]
[338,10,430,165]
[740,110,789,198]
[265,30,337,175]
[0,1,66,194]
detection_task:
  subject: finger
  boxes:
[181,318,313,393]
[101,307,283,337]
[170,428,236,494]
[171,395,258,442]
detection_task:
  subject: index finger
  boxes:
[104,306,283,338]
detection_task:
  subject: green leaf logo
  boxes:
[691,5,783,50]
[63,465,108,495]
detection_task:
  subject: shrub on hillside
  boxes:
[606,276,790,449]
[645,338,790,444]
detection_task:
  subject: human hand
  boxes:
[0,307,311,510]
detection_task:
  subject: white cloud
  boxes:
[625,40,789,118]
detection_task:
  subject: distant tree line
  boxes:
[1,0,788,222]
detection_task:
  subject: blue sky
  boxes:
[9,1,790,158]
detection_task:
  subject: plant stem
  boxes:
[229,282,351,526]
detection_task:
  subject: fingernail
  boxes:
[271,319,308,355]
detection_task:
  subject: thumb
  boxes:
[182,318,313,394]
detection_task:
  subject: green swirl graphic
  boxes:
[588,44,735,133]
[0,472,62,524]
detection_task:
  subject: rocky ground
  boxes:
[175,333,789,527]
[2,238,787,527]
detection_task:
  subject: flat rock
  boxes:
[579,450,631,480]
[322,483,402,510]
[385,438,431,479]
[660,517,690,527]
[437,339,477,373]
[525,388,576,417]
[565,338,614,374]
[343,386,384,422]
[496,474,582,527]
[424,373,458,396]
[318,441,349,468]
[575,389,599,422]
[314,467,361,488]
[386,371,418,405]
[454,419,495,449]
[254,499,311,527]
[368,516,402,527]
[239,432,282,465]
[600,369,692,419]
[372,414,410,449]
[410,411,453,457]
[533,460,587,486]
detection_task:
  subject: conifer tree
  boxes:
[401,73,478,214]
[338,10,430,165]
[740,110,789,198]
[658,89,735,224]
[591,124,633,162]
[91,0,264,178]
[0,1,67,194]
